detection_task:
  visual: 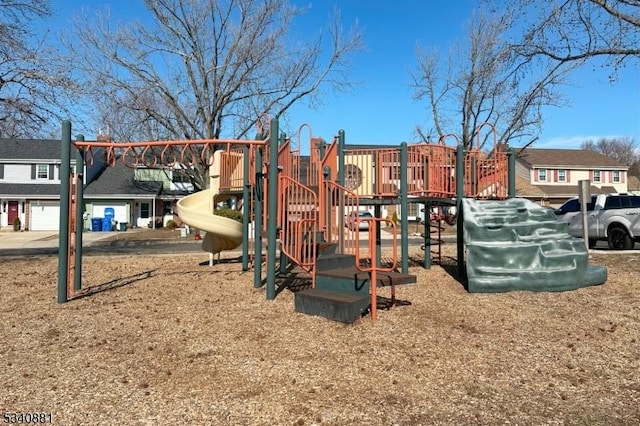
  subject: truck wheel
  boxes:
[608,226,633,250]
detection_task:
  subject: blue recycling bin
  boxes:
[102,217,113,232]
[104,207,115,219]
[91,218,103,232]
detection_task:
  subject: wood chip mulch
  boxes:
[1,246,638,425]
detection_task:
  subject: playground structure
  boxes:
[56,117,606,322]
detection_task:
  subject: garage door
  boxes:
[30,201,60,231]
[92,203,128,224]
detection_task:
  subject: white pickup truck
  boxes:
[565,193,640,249]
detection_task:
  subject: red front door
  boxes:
[7,201,18,225]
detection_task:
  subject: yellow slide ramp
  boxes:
[176,189,243,254]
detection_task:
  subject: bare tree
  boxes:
[66,0,363,190]
[505,0,639,79]
[0,0,75,137]
[411,11,578,151]
[582,136,640,176]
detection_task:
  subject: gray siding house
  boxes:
[0,139,104,230]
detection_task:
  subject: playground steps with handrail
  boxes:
[294,251,416,323]
[463,198,607,293]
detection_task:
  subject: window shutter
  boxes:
[622,172,626,183]
[0,164,3,179]
[49,164,55,180]
[533,169,538,182]
[553,170,558,182]
[31,164,36,179]
[566,170,571,182]
[589,170,593,181]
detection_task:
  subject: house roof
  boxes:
[516,148,627,169]
[0,183,62,198]
[628,175,640,191]
[515,176,546,197]
[84,162,163,198]
[516,177,617,199]
[0,139,63,160]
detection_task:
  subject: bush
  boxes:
[13,217,21,231]
[214,207,243,223]
[165,219,178,229]
[391,211,399,224]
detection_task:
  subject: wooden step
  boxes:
[294,288,370,324]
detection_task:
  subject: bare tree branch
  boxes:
[66,0,362,190]
[506,0,640,69]
[0,0,75,137]
[411,10,576,150]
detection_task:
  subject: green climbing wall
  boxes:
[462,198,607,292]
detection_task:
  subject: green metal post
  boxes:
[456,144,465,279]
[278,132,288,276]
[242,145,250,271]
[423,202,431,269]
[266,118,279,300]
[74,136,85,292]
[337,130,345,253]
[254,148,263,288]
[374,204,382,266]
[400,142,409,274]
[323,166,331,244]
[57,121,72,304]
[508,147,516,198]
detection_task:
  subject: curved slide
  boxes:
[176,189,243,255]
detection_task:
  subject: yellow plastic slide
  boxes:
[176,150,243,255]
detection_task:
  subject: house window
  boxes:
[37,164,48,179]
[593,170,601,183]
[613,171,620,183]
[140,202,150,219]
[558,170,566,182]
[538,169,547,182]
[172,169,190,184]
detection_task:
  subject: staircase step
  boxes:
[316,242,338,256]
[316,266,416,294]
[315,254,356,271]
[295,288,370,324]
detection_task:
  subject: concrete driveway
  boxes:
[0,230,116,250]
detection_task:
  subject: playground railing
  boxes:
[407,144,456,197]
[322,181,360,255]
[355,218,398,321]
[278,175,319,284]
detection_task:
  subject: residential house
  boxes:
[514,148,629,207]
[0,139,104,231]
[83,161,193,229]
[628,175,640,194]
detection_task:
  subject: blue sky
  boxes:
[285,1,640,149]
[52,1,639,149]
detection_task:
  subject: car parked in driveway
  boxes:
[566,193,640,249]
[346,210,373,231]
[554,195,597,223]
